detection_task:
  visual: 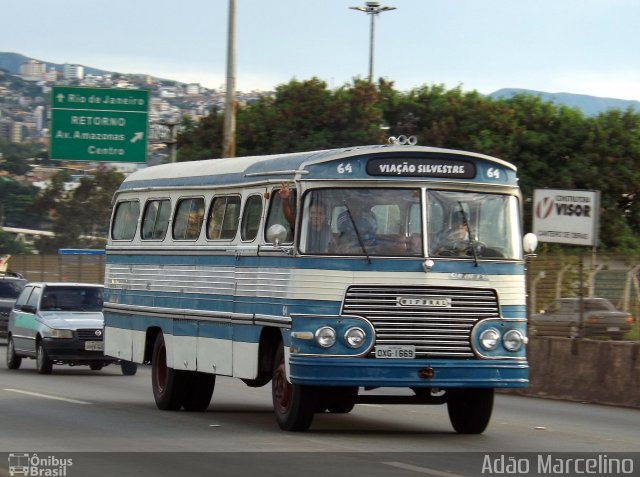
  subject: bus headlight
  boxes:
[479,328,500,351]
[344,327,366,348]
[503,330,524,352]
[315,326,337,348]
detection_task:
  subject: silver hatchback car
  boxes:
[6,282,137,375]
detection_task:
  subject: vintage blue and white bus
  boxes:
[103,141,537,433]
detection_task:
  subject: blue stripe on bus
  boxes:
[501,305,526,317]
[106,253,524,274]
[105,289,341,316]
[106,312,264,343]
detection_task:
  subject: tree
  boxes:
[32,169,124,253]
[0,178,41,228]
[0,229,34,254]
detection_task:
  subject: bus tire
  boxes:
[151,332,186,410]
[182,371,216,412]
[272,346,317,431]
[447,388,494,434]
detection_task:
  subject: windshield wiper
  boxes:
[458,202,478,267]
[343,200,372,264]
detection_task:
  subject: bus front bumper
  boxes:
[288,355,528,388]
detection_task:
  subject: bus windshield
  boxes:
[427,190,522,260]
[300,188,422,257]
[300,188,522,259]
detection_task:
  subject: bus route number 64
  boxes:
[337,163,353,174]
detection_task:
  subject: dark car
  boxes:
[0,273,28,339]
[530,297,634,340]
[6,282,137,375]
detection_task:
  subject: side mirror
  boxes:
[522,233,538,254]
[266,224,288,246]
[21,304,36,314]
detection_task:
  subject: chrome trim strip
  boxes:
[244,169,309,177]
[103,302,291,327]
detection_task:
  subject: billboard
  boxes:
[532,189,600,247]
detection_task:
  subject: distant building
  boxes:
[63,63,84,81]
[185,84,201,96]
[20,60,46,81]
[10,122,24,143]
[43,68,58,82]
[159,86,178,98]
[33,106,45,131]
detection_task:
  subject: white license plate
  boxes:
[85,341,104,351]
[375,345,415,359]
[606,326,620,332]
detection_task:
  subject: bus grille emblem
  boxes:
[397,297,450,307]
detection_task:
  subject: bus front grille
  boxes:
[341,286,499,358]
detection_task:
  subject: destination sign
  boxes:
[50,86,149,163]
[366,157,476,178]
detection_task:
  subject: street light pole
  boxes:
[349,1,396,83]
[222,0,236,158]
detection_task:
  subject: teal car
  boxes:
[6,282,137,375]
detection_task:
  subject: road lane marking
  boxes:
[4,388,92,405]
[382,461,470,477]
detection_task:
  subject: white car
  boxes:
[6,282,137,375]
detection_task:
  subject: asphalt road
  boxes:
[1,346,638,477]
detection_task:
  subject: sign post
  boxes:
[532,188,600,337]
[50,86,149,163]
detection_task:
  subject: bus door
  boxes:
[231,187,268,377]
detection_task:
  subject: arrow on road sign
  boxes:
[130,132,145,143]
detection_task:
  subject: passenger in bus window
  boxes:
[305,202,331,253]
[279,182,296,229]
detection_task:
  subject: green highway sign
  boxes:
[50,86,149,163]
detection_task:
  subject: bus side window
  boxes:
[241,195,263,242]
[112,200,140,241]
[141,199,171,241]
[207,195,241,240]
[173,197,205,240]
[265,187,295,243]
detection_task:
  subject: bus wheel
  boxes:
[151,332,186,410]
[182,371,216,412]
[447,388,494,434]
[272,346,317,431]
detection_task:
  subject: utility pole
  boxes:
[349,1,396,83]
[222,0,237,158]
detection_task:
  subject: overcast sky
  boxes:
[3,0,639,100]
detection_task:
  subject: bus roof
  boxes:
[118,144,518,191]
